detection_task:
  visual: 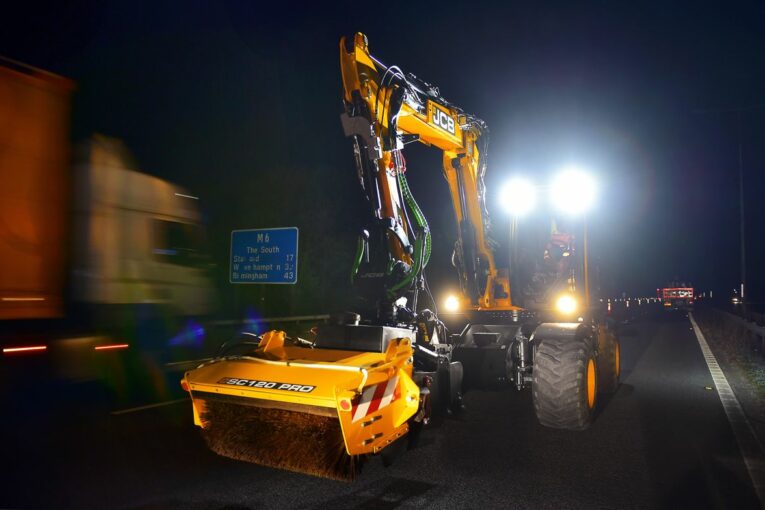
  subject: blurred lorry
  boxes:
[0,57,213,368]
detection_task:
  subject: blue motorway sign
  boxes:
[230,227,298,284]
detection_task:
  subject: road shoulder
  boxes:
[690,311,765,505]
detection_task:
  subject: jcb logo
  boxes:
[431,105,455,135]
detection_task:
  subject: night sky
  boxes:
[4,1,765,315]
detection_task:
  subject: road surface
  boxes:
[1,312,761,509]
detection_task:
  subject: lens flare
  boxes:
[444,295,460,312]
[555,294,577,314]
[499,177,537,216]
[550,168,596,215]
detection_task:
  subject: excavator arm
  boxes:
[339,33,515,312]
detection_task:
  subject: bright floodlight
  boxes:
[555,294,577,315]
[499,177,537,216]
[444,294,460,313]
[550,167,596,215]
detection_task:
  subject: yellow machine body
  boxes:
[183,331,420,457]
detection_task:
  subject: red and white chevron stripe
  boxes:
[351,375,400,423]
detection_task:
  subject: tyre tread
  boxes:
[532,330,596,431]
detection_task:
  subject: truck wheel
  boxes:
[532,330,598,430]
[597,326,621,393]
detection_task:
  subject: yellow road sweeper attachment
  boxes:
[181,329,422,480]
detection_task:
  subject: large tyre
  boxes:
[532,328,598,431]
[597,326,621,393]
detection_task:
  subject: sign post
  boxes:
[230,227,298,284]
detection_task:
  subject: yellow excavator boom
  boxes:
[339,33,517,311]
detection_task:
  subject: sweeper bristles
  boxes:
[200,400,361,481]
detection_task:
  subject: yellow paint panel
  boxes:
[184,333,419,455]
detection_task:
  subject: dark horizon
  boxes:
[4,1,765,314]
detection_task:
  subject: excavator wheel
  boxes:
[532,326,598,431]
[597,325,621,393]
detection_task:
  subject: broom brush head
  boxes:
[201,400,361,481]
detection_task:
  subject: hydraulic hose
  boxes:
[350,235,365,283]
[398,170,431,267]
[387,171,431,297]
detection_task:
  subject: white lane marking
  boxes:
[111,398,188,416]
[689,312,765,504]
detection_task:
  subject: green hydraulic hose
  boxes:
[398,169,431,267]
[350,235,365,283]
[387,171,431,297]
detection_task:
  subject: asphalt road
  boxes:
[1,312,761,509]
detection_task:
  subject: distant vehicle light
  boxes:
[499,177,537,217]
[1,297,45,302]
[555,294,577,315]
[3,345,47,354]
[94,343,129,351]
[444,295,460,313]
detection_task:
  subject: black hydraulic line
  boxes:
[453,157,479,304]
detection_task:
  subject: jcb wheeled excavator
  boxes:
[181,33,621,481]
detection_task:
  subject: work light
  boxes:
[555,294,577,315]
[499,177,537,217]
[444,294,460,312]
[550,168,596,215]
